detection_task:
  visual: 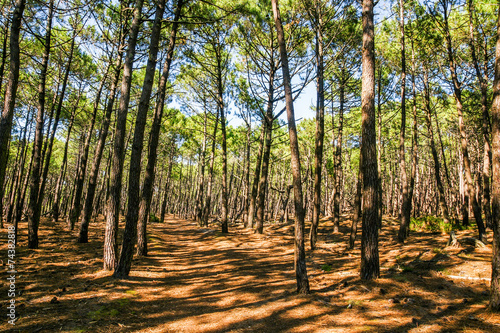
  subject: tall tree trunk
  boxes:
[39,32,76,219]
[203,109,219,227]
[468,0,492,228]
[489,2,500,310]
[408,24,418,220]
[78,50,124,243]
[310,4,325,249]
[398,0,410,243]
[67,63,109,230]
[360,0,380,280]
[114,0,162,278]
[195,107,208,224]
[0,19,9,97]
[255,65,276,234]
[333,74,344,232]
[272,0,310,294]
[52,104,76,222]
[218,58,229,234]
[27,0,54,249]
[423,68,451,225]
[160,142,175,223]
[104,0,144,271]
[137,0,183,256]
[0,0,25,229]
[247,121,265,229]
[442,2,486,241]
[349,152,363,249]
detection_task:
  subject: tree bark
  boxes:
[137,0,183,255]
[423,68,451,225]
[247,121,265,229]
[398,0,410,243]
[272,0,310,294]
[78,49,124,243]
[489,1,500,310]
[0,0,25,229]
[442,1,486,241]
[360,0,380,280]
[67,63,109,230]
[114,0,163,278]
[104,0,144,271]
[27,0,54,249]
[52,104,76,222]
[310,2,325,250]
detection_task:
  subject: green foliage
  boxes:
[410,216,451,233]
[149,214,160,223]
[321,264,331,272]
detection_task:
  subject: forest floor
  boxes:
[1,215,500,332]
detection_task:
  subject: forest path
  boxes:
[2,216,500,332]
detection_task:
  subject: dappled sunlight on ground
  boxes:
[1,214,500,332]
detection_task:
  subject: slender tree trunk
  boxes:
[442,3,486,241]
[67,64,109,230]
[310,10,325,250]
[114,0,162,278]
[195,108,208,224]
[468,0,492,228]
[78,51,123,243]
[247,121,265,229]
[104,0,144,271]
[489,2,500,310]
[272,0,310,294]
[398,0,410,243]
[203,109,220,227]
[333,74,344,232]
[423,68,451,225]
[137,0,182,255]
[27,0,54,249]
[349,152,363,249]
[360,0,380,280]
[52,105,76,222]
[408,24,418,221]
[160,142,175,223]
[0,0,25,229]
[0,19,9,97]
[255,66,276,234]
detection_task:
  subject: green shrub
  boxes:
[149,213,160,223]
[410,216,452,233]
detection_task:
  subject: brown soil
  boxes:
[2,215,500,332]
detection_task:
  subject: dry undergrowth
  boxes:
[1,215,500,332]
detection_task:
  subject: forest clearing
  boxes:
[1,215,500,332]
[2,0,500,331]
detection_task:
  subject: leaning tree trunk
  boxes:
[78,48,124,243]
[27,0,54,249]
[137,0,183,256]
[360,0,380,280]
[442,3,486,241]
[423,68,451,225]
[489,2,500,310]
[247,120,265,229]
[52,104,76,222]
[104,0,144,271]
[114,0,163,278]
[0,0,25,229]
[272,0,310,294]
[67,63,109,230]
[468,0,492,228]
